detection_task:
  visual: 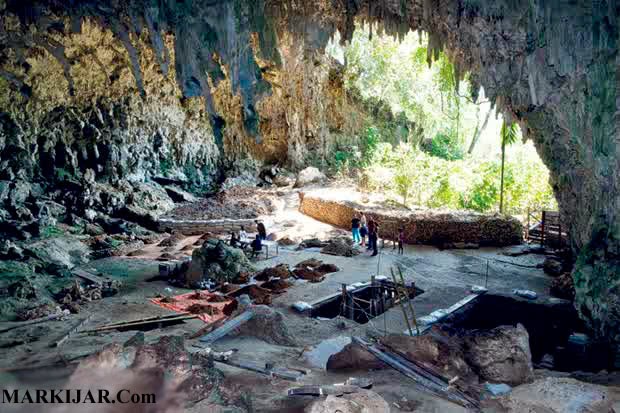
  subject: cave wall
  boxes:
[0,1,618,343]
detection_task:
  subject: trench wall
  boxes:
[299,194,523,247]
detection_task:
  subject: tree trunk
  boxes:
[499,140,506,213]
[468,107,492,154]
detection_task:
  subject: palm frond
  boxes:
[501,121,519,146]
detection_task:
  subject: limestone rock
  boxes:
[164,186,198,203]
[496,377,615,412]
[184,239,254,286]
[543,258,564,277]
[273,174,294,187]
[380,332,477,384]
[24,236,90,274]
[462,324,534,386]
[550,273,575,300]
[294,167,326,188]
[305,389,389,413]
[326,343,387,371]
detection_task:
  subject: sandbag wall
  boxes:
[299,194,523,247]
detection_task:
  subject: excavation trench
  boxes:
[311,283,424,325]
[439,294,616,373]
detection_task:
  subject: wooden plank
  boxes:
[100,312,191,329]
[198,310,254,345]
[212,357,303,381]
[0,312,66,333]
[51,315,92,348]
[288,385,361,396]
[82,314,197,333]
[72,268,104,285]
[352,337,478,409]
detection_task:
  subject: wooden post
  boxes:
[370,276,376,317]
[341,284,347,317]
[540,210,546,247]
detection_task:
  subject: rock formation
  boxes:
[0,1,618,343]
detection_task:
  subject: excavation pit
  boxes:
[311,282,424,324]
[438,293,615,372]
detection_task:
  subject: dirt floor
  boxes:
[0,186,567,412]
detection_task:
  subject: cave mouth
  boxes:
[439,294,616,373]
[312,283,424,325]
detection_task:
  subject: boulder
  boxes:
[9,181,31,205]
[543,258,564,277]
[496,377,615,412]
[294,167,326,188]
[321,237,360,257]
[24,236,90,274]
[277,236,297,246]
[273,174,294,187]
[462,324,534,386]
[184,239,254,286]
[164,185,198,203]
[550,273,575,300]
[305,389,389,413]
[326,343,387,371]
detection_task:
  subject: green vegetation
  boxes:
[325,27,557,217]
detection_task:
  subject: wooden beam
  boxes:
[212,356,303,381]
[352,337,478,409]
[72,268,105,285]
[0,312,67,333]
[198,309,254,345]
[51,315,92,348]
[82,314,197,333]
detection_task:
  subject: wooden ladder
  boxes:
[390,266,420,336]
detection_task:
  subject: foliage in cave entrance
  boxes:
[325,27,557,218]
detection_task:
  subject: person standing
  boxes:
[360,222,368,247]
[360,213,368,247]
[398,227,405,255]
[255,220,267,240]
[368,217,379,256]
[351,215,361,244]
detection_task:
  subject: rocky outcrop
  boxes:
[496,377,617,413]
[0,1,618,343]
[294,167,327,188]
[462,324,534,386]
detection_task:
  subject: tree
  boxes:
[499,121,519,213]
[467,107,492,154]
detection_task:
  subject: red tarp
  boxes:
[150,291,232,323]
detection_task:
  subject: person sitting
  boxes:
[239,225,248,242]
[250,234,263,258]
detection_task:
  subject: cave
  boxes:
[0,1,618,410]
